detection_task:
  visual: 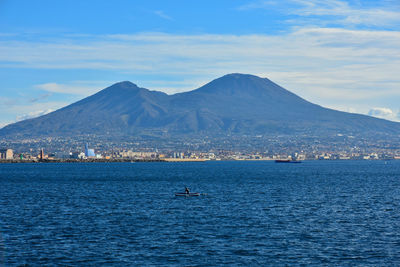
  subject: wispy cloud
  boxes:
[292,0,400,27]
[368,107,399,122]
[154,10,173,21]
[0,101,71,128]
[16,109,54,121]
[0,27,399,117]
[29,93,52,103]
[0,122,8,129]
[34,81,110,96]
[238,0,400,28]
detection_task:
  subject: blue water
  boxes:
[1,161,400,266]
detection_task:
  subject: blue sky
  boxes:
[1,0,400,127]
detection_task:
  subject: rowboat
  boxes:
[175,192,200,197]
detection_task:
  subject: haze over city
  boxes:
[1,0,400,129]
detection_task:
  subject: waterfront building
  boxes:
[0,148,13,159]
[70,152,86,159]
[117,150,157,159]
[85,143,96,158]
[173,152,184,159]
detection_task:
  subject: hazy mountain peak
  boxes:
[215,73,265,83]
[109,81,139,89]
[221,73,260,79]
[99,80,144,96]
[1,73,400,138]
[194,73,280,96]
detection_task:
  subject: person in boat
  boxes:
[185,187,190,194]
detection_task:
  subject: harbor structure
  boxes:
[85,143,95,158]
[0,148,13,159]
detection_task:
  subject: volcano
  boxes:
[1,73,400,138]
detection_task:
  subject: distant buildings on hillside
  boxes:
[1,137,400,161]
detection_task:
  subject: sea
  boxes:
[1,160,400,266]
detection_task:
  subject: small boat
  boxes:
[175,192,201,197]
[275,159,302,163]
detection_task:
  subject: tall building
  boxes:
[85,143,95,157]
[0,149,14,159]
[40,149,45,160]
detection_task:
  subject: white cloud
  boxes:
[368,107,393,116]
[0,27,399,123]
[1,29,399,86]
[0,101,72,127]
[368,107,399,121]
[238,0,400,27]
[0,109,55,128]
[34,81,110,96]
[292,0,400,27]
[16,109,54,122]
[0,122,9,129]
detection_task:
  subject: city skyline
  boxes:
[0,0,400,128]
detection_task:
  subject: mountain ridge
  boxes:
[1,73,400,138]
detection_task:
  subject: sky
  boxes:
[0,0,399,128]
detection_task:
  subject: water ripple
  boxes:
[1,161,400,265]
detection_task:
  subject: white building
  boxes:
[0,149,13,159]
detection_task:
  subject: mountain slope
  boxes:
[1,74,400,138]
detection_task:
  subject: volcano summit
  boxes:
[1,74,400,139]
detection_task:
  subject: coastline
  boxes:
[0,159,164,163]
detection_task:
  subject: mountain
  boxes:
[1,73,400,138]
